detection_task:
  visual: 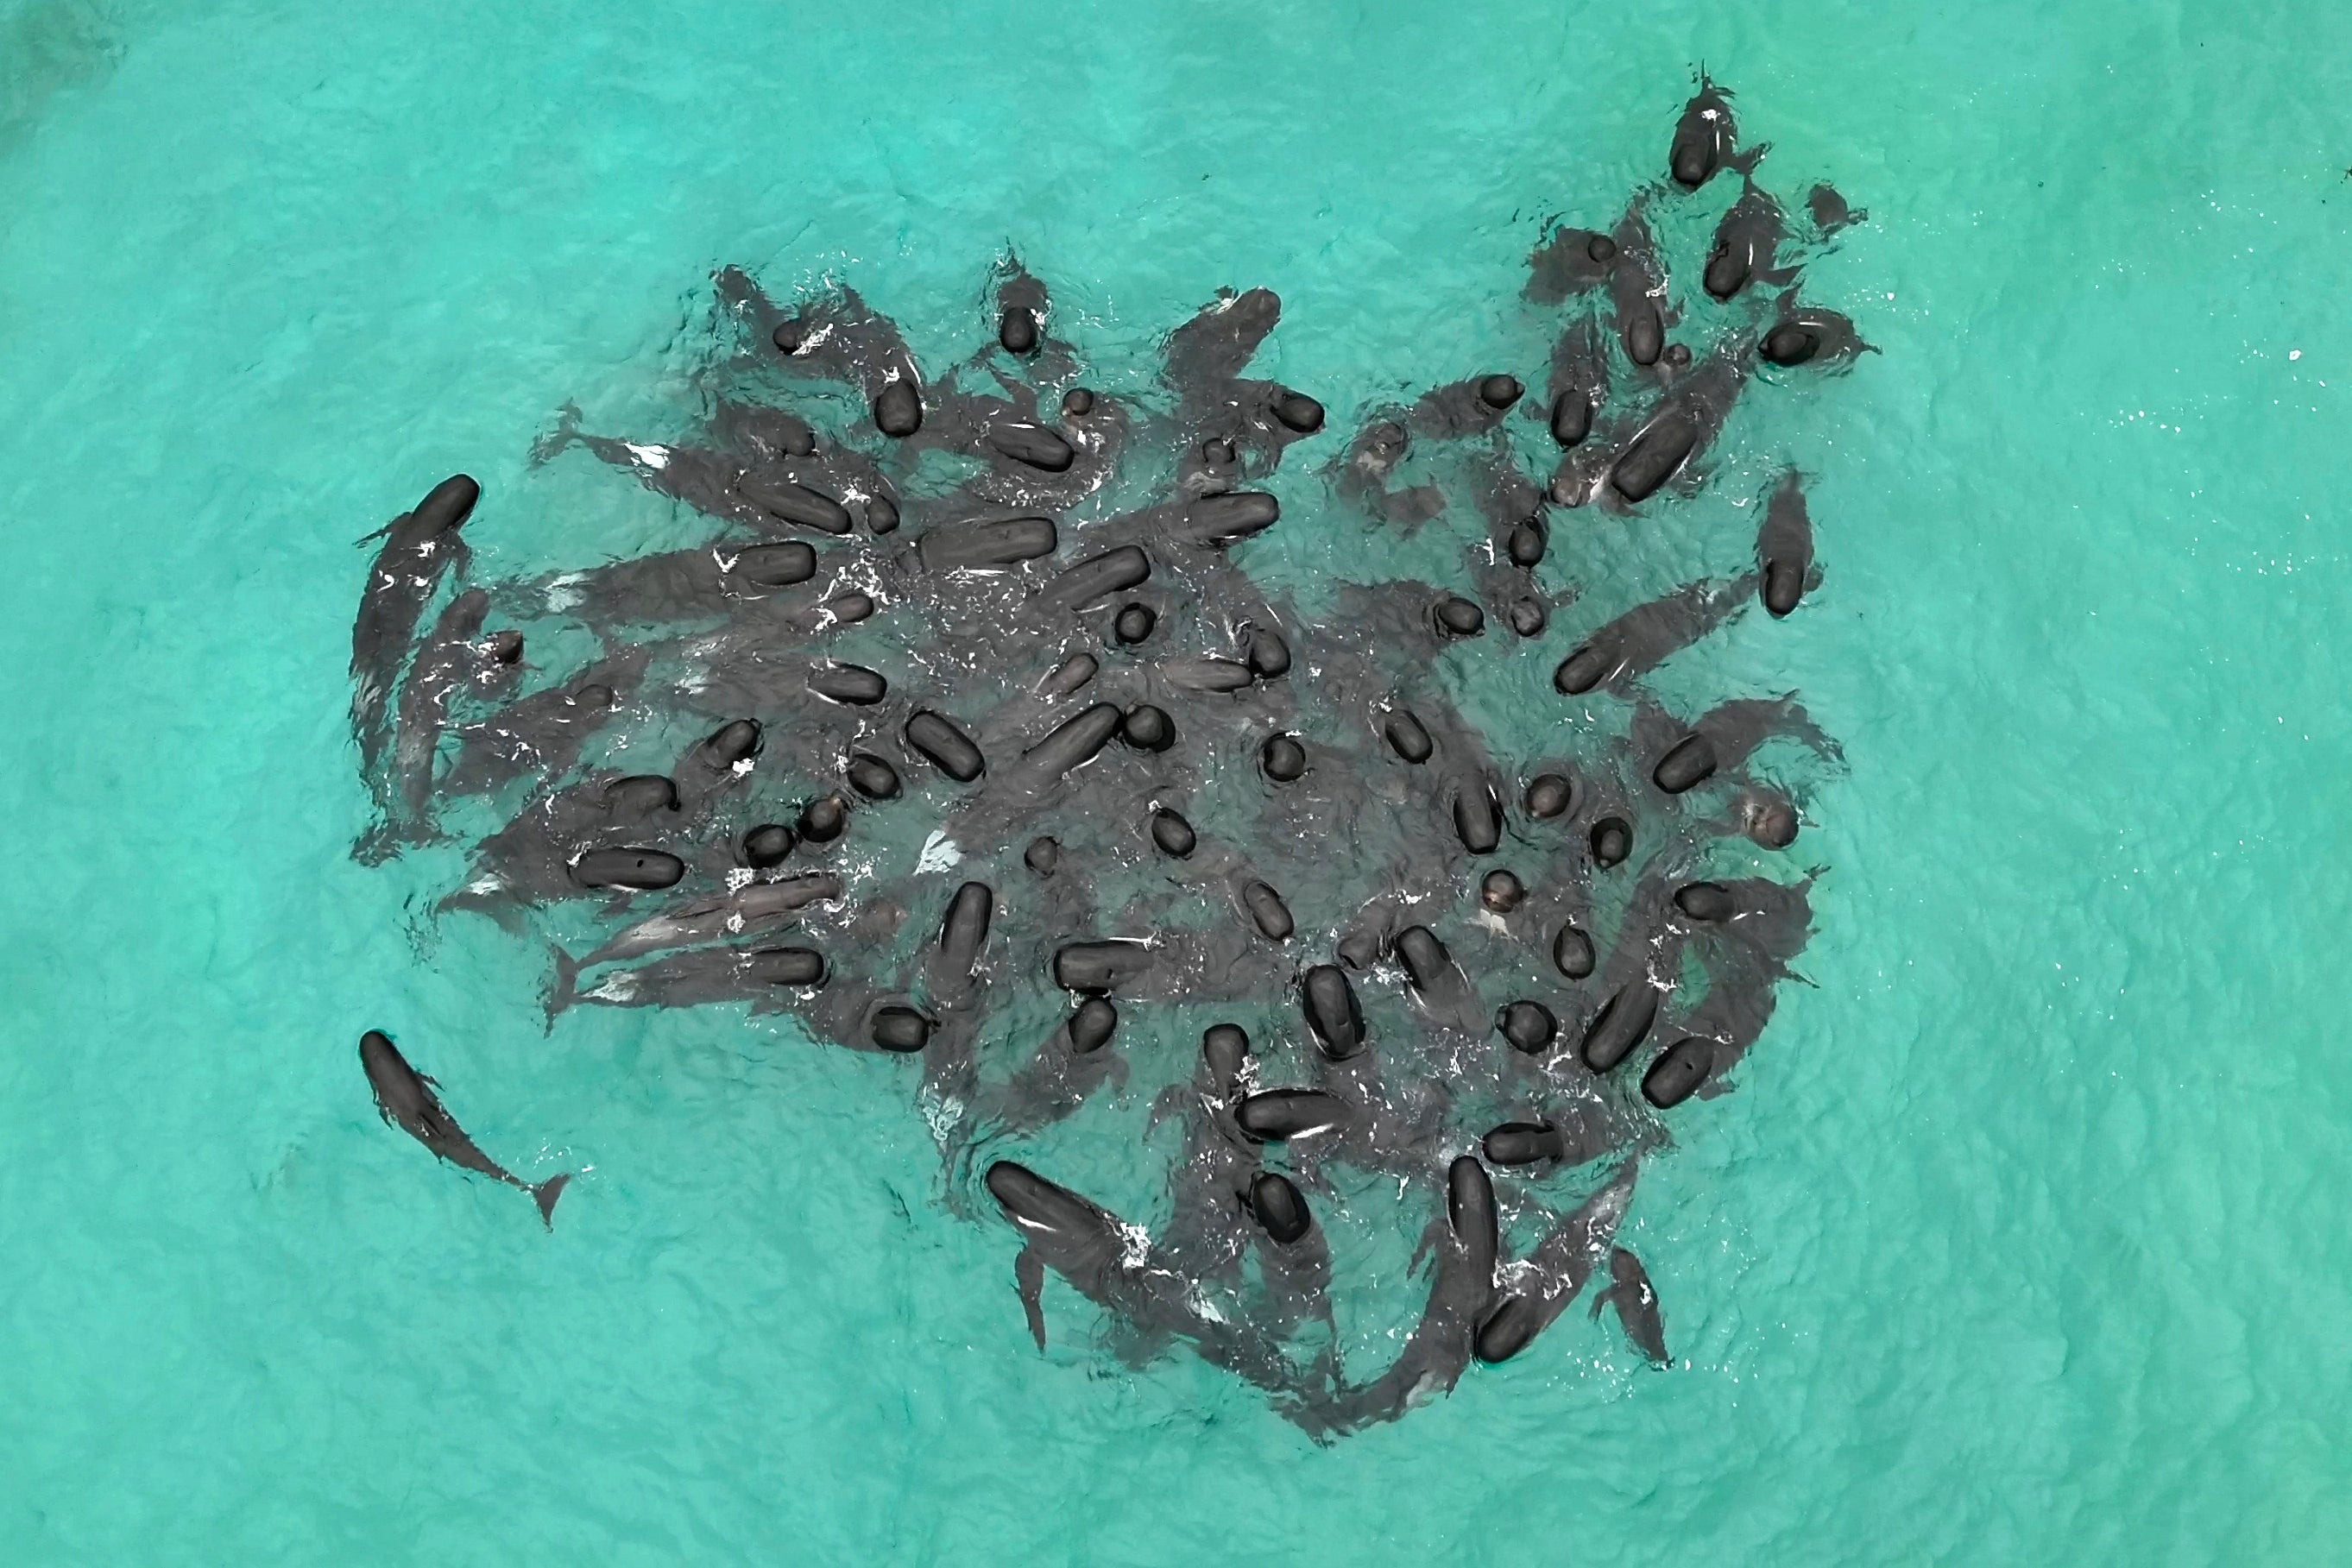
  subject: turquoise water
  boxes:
[7,0,2352,1559]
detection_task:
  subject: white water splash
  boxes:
[917,1086,965,1147]
[584,972,639,1004]
[916,830,962,874]
[1114,1219,1151,1270]
[544,571,583,613]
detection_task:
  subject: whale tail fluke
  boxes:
[542,944,579,1030]
[1014,1245,1048,1351]
[529,402,583,468]
[351,819,397,866]
[532,1172,572,1229]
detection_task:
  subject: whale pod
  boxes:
[905,710,985,781]
[919,515,1059,571]
[1580,982,1661,1072]
[1653,734,1718,792]
[1235,1088,1350,1142]
[1248,1173,1312,1243]
[1054,940,1154,994]
[810,664,888,706]
[572,848,685,891]
[731,541,817,587]
[1643,1036,1714,1107]
[1498,1000,1559,1054]
[1483,1121,1568,1165]
[1243,881,1294,941]
[1302,964,1366,1058]
[1069,996,1119,1054]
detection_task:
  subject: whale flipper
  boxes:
[1015,1244,1049,1351]
[1593,1247,1669,1364]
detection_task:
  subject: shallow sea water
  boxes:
[5,0,2352,1561]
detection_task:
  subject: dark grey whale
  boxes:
[351,475,479,815]
[359,1030,569,1227]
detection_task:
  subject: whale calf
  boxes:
[359,1030,569,1227]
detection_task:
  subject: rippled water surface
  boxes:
[6,0,2351,1561]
